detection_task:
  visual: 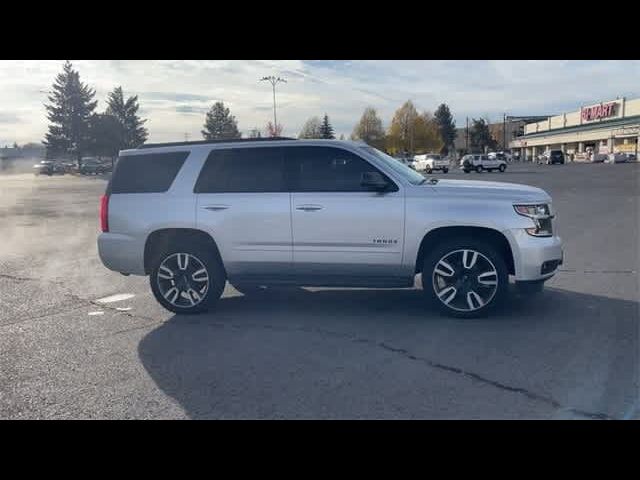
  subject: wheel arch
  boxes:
[414,226,515,275]
[144,228,224,276]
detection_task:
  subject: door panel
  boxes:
[194,147,292,277]
[291,191,405,276]
[286,146,406,278]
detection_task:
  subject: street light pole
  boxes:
[260,76,287,134]
[503,113,507,151]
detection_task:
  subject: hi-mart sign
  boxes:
[581,102,618,122]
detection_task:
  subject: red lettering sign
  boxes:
[581,102,617,121]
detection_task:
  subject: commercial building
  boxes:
[509,97,640,161]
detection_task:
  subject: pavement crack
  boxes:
[376,342,615,420]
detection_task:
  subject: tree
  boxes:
[469,118,497,153]
[105,86,148,149]
[434,103,456,154]
[87,114,123,166]
[249,128,262,138]
[351,107,385,149]
[201,101,241,140]
[265,121,283,137]
[339,134,345,140]
[298,116,322,139]
[12,142,19,149]
[387,100,419,155]
[319,114,335,139]
[43,61,98,166]
[413,112,444,154]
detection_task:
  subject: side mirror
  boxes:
[361,171,389,191]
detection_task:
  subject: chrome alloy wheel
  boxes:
[432,249,499,312]
[156,253,210,308]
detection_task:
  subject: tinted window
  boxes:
[108,151,188,194]
[194,147,285,193]
[287,146,395,192]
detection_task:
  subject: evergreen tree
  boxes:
[249,128,262,138]
[87,113,123,165]
[201,101,241,140]
[105,86,148,149]
[434,103,456,154]
[469,118,497,153]
[43,61,97,165]
[319,114,335,139]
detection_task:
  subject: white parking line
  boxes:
[95,293,135,304]
[88,311,104,316]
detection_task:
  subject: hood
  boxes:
[424,179,551,203]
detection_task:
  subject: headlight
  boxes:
[514,204,553,237]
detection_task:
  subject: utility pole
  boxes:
[465,117,469,152]
[503,113,507,151]
[260,76,287,134]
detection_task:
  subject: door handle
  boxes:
[202,205,230,211]
[296,205,323,211]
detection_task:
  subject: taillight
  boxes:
[100,194,109,232]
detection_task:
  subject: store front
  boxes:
[510,97,640,161]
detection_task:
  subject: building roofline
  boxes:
[518,115,640,140]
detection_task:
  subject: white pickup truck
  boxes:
[414,154,450,173]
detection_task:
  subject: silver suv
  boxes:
[98,139,563,318]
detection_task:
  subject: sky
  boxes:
[1,60,639,146]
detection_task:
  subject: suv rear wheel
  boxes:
[150,245,226,314]
[499,164,506,172]
[422,238,508,318]
[475,165,483,173]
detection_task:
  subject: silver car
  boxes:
[98,139,563,318]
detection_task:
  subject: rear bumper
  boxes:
[97,232,146,275]
[504,229,564,281]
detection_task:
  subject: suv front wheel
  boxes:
[422,239,508,318]
[150,246,226,314]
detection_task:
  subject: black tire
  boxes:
[421,238,509,318]
[463,169,470,173]
[475,165,483,173]
[442,168,449,173]
[499,164,506,172]
[149,244,226,314]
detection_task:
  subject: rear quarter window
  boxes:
[107,151,189,194]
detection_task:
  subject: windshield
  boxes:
[361,146,427,185]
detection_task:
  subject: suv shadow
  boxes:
[138,286,638,419]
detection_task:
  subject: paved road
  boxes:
[1,163,638,419]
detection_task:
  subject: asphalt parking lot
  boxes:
[1,162,638,419]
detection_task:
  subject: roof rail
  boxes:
[137,137,296,149]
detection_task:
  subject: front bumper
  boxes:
[503,229,564,281]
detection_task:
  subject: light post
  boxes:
[260,76,286,134]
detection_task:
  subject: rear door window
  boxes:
[194,147,285,193]
[108,151,189,194]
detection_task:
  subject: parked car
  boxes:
[395,155,416,169]
[605,153,629,163]
[80,158,109,175]
[414,153,449,173]
[538,150,565,165]
[460,154,507,173]
[33,160,65,176]
[98,138,563,318]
